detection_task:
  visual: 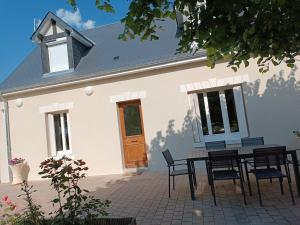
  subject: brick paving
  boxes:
[1,170,300,225]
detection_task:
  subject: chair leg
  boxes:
[206,160,211,185]
[168,175,171,198]
[191,162,197,187]
[192,171,197,187]
[240,176,247,205]
[279,177,284,195]
[173,176,175,190]
[286,165,296,205]
[256,178,263,206]
[244,161,252,196]
[240,165,245,182]
[211,180,217,206]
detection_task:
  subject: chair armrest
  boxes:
[174,159,187,162]
[173,163,187,166]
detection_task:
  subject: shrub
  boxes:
[11,157,110,225]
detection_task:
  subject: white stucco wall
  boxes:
[1,59,300,181]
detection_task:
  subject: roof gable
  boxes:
[31,12,94,47]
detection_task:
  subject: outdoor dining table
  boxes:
[186,144,300,200]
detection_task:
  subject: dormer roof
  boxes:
[31,12,94,47]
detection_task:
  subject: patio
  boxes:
[1,170,300,225]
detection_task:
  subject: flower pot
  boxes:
[9,161,30,185]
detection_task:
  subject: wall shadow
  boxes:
[243,66,300,149]
[146,66,300,170]
[147,110,197,170]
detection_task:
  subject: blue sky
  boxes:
[0,0,130,81]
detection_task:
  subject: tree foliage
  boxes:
[67,0,300,72]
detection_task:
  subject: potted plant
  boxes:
[9,158,30,185]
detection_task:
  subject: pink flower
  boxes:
[2,195,8,201]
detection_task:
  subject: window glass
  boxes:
[53,114,63,151]
[207,91,225,134]
[48,43,69,73]
[225,89,239,132]
[197,93,209,135]
[124,105,142,136]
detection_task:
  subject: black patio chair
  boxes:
[252,146,295,206]
[205,140,226,150]
[162,149,197,198]
[242,137,266,194]
[204,140,240,185]
[207,150,247,205]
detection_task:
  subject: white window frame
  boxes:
[47,111,72,156]
[189,85,248,147]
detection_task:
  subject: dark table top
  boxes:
[187,144,298,161]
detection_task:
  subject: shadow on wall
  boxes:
[147,110,196,171]
[147,66,300,171]
[244,66,300,148]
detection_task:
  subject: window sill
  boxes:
[45,154,74,160]
[54,154,74,160]
[43,68,74,78]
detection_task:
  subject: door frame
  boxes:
[117,99,148,168]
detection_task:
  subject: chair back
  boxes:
[208,150,239,170]
[162,149,174,167]
[241,137,264,147]
[205,140,226,150]
[253,146,287,168]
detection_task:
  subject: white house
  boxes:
[0,12,299,182]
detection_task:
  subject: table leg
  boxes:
[187,159,196,200]
[290,151,300,197]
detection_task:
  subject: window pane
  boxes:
[53,114,63,151]
[63,113,70,150]
[225,89,239,132]
[207,91,225,134]
[124,105,142,136]
[48,43,69,73]
[197,93,209,135]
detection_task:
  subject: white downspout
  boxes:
[0,92,11,183]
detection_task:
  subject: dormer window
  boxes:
[47,38,69,73]
[31,12,94,75]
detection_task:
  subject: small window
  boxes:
[48,112,71,156]
[48,43,69,73]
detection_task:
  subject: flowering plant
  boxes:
[0,195,20,224]
[9,157,25,166]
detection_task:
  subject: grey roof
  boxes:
[0,19,206,94]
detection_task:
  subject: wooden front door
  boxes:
[118,100,148,168]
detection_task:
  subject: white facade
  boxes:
[1,59,300,182]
